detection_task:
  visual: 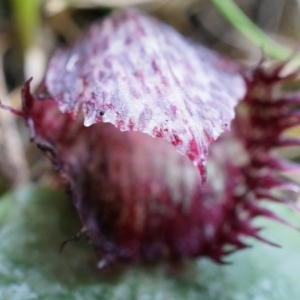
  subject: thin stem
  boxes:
[212,0,297,61]
[10,0,40,51]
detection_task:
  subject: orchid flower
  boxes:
[1,9,300,268]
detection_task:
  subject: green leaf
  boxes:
[0,185,299,299]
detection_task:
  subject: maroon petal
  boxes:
[203,63,300,261]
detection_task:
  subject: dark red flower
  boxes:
[2,9,300,267]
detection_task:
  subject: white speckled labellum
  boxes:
[45,9,245,178]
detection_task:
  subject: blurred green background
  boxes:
[1,1,300,299]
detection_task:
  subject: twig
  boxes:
[0,41,30,186]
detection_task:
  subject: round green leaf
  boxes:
[0,185,299,299]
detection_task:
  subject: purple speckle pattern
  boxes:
[45,9,245,179]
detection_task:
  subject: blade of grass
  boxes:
[212,0,297,61]
[10,0,40,51]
